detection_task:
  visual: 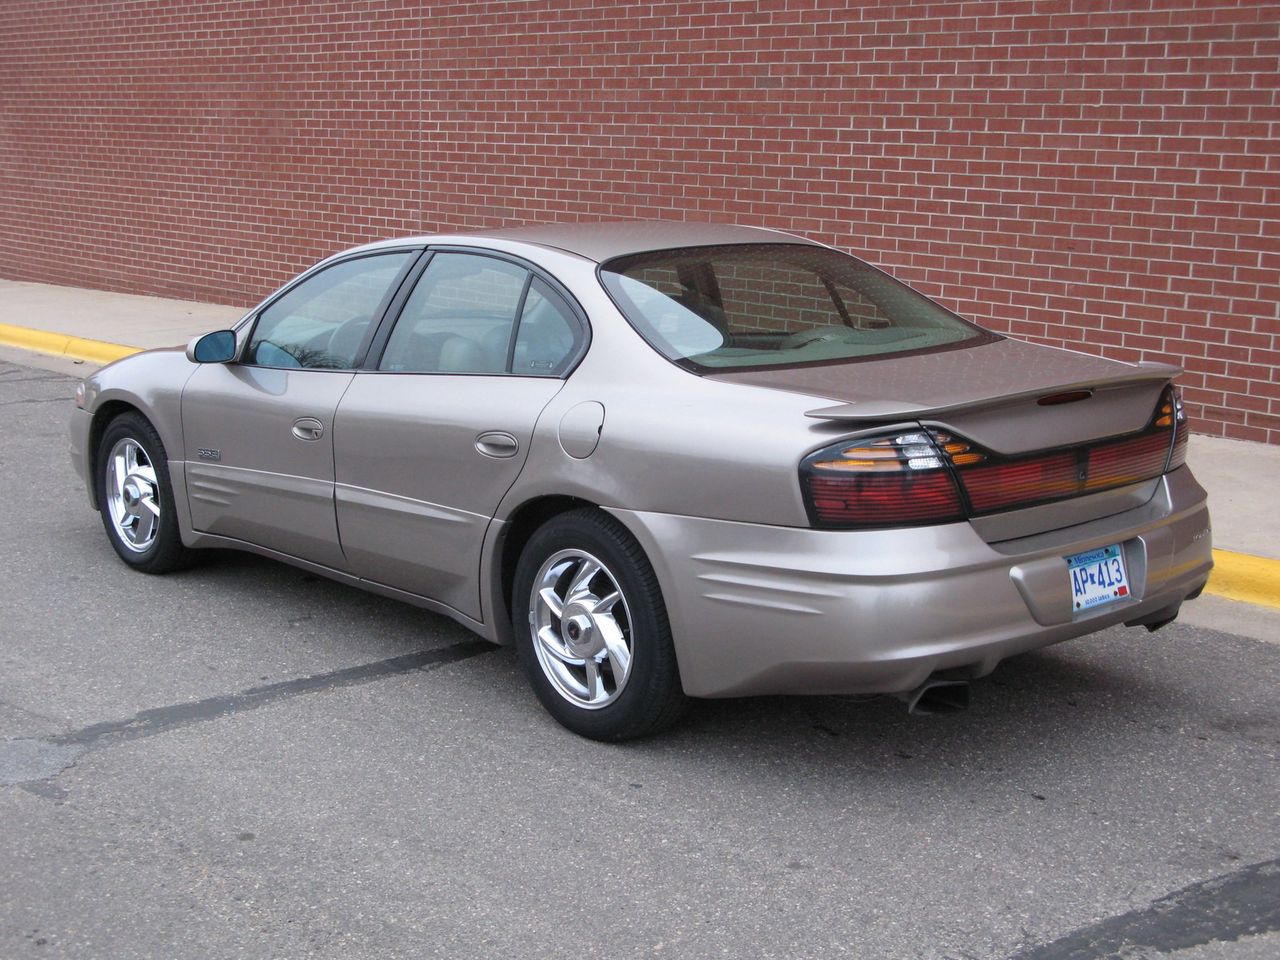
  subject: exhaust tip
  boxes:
[898,679,971,715]
[1125,600,1182,633]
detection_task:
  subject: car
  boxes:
[71,221,1213,740]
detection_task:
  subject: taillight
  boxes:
[939,384,1184,516]
[937,384,1184,515]
[801,431,965,528]
[1166,385,1189,470]
[801,383,1188,528]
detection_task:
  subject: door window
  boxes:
[246,252,415,369]
[379,253,580,376]
[379,253,527,374]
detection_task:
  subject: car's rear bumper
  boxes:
[610,466,1212,698]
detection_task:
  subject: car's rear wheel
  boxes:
[513,509,688,741]
[96,412,198,574]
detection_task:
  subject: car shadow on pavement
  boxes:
[631,630,1278,788]
[187,549,484,645]
[176,550,1279,784]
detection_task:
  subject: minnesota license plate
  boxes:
[1067,543,1130,613]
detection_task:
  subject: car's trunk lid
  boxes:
[711,338,1175,451]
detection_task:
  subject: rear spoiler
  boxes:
[804,361,1181,422]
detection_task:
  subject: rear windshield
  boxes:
[599,243,996,371]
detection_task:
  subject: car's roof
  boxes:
[483,220,820,262]
[360,220,822,264]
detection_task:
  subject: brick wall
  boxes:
[1,1,1277,442]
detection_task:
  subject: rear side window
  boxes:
[512,277,579,376]
[247,252,415,369]
[599,244,994,371]
[379,253,580,376]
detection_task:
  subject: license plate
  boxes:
[1067,543,1130,613]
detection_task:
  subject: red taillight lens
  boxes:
[943,384,1184,516]
[801,431,965,528]
[1087,431,1172,489]
[960,451,1078,513]
[957,431,1173,514]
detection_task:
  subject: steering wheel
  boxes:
[782,325,860,349]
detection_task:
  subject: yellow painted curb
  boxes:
[1206,549,1280,610]
[0,321,139,365]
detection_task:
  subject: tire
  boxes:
[96,411,199,574]
[512,508,689,741]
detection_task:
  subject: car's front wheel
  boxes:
[513,509,688,741]
[96,411,198,574]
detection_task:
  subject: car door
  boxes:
[333,250,584,620]
[182,249,419,568]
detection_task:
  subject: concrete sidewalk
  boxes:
[2,277,1277,629]
[0,278,244,363]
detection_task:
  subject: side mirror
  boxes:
[186,330,237,364]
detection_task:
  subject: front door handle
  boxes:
[292,417,325,441]
[475,431,519,459]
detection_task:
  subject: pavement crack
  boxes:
[52,640,492,750]
[0,396,70,406]
[0,371,72,383]
[1006,856,1280,959]
[1,641,490,786]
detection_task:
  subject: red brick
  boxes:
[0,0,1275,443]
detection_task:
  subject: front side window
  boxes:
[246,252,415,369]
[379,253,579,376]
[599,244,995,371]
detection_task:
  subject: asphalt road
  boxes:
[1,357,1277,960]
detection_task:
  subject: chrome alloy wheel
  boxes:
[529,549,635,709]
[105,437,162,553]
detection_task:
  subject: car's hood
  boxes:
[709,337,1179,455]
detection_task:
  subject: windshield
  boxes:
[599,243,996,371]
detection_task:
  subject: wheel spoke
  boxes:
[591,590,620,615]
[597,617,631,681]
[583,657,604,703]
[537,587,564,619]
[134,463,158,486]
[536,625,575,663]
[567,558,601,599]
[112,453,128,499]
[132,505,156,544]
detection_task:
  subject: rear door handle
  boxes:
[292,417,325,441]
[475,431,519,459]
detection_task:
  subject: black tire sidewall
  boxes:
[512,510,684,741]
